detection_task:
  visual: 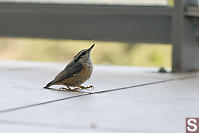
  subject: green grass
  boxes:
[0,38,172,68]
[168,0,174,6]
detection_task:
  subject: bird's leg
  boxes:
[79,85,94,90]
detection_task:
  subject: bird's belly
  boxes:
[61,64,93,87]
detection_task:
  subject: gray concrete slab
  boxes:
[0,60,193,111]
[0,60,198,133]
[0,60,163,110]
[0,77,198,133]
[0,123,118,133]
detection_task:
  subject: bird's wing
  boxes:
[52,61,83,84]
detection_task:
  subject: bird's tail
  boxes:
[43,80,53,89]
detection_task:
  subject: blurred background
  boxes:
[0,0,174,68]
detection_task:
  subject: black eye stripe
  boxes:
[74,53,83,62]
[74,50,87,62]
[82,51,86,55]
[74,55,81,62]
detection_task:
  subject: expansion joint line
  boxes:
[0,75,197,114]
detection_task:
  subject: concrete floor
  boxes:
[0,60,198,133]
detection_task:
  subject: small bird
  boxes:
[44,44,95,91]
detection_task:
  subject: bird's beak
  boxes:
[88,43,95,52]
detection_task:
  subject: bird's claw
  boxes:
[58,87,79,92]
[79,85,94,90]
[89,85,94,90]
[67,87,79,92]
[58,87,67,91]
[58,86,94,91]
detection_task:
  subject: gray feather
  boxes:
[51,61,83,84]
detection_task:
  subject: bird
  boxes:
[44,44,95,91]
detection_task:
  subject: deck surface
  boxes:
[0,60,198,133]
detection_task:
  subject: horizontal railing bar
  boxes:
[0,3,172,43]
[0,3,172,16]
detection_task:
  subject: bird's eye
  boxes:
[82,51,86,55]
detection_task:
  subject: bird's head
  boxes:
[73,43,95,63]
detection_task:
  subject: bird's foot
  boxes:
[66,87,79,92]
[59,87,79,92]
[58,87,67,91]
[79,85,94,90]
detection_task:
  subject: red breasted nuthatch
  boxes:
[44,44,95,91]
